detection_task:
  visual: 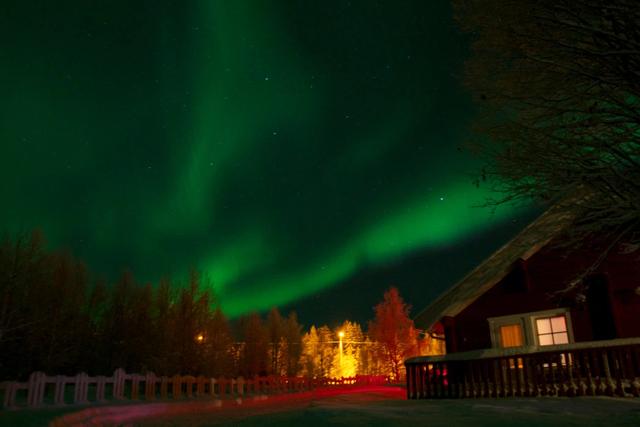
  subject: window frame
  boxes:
[488,308,574,349]
[534,314,570,346]
[498,323,526,348]
[488,316,527,349]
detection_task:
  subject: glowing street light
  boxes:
[338,331,345,374]
[196,333,204,343]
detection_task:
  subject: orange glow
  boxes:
[196,334,204,343]
[499,324,524,348]
[338,331,345,338]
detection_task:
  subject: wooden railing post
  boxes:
[196,376,205,396]
[184,376,194,398]
[602,351,616,396]
[574,351,586,396]
[53,375,66,405]
[73,373,89,404]
[218,377,227,399]
[95,376,106,402]
[160,376,169,399]
[131,374,141,400]
[406,365,413,399]
[611,348,625,397]
[144,372,156,400]
[3,382,18,409]
[113,369,126,399]
[210,378,217,398]
[631,346,640,397]
[27,372,46,407]
[237,377,245,396]
[172,375,182,399]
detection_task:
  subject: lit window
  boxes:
[536,316,569,345]
[499,324,524,348]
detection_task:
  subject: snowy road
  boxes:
[8,386,640,426]
[138,389,640,427]
[132,387,640,427]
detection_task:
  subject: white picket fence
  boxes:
[0,370,389,409]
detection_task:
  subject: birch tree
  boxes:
[368,287,419,381]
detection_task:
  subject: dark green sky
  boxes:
[1,1,526,324]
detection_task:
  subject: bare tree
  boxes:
[368,287,419,381]
[455,0,640,248]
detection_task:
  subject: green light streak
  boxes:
[219,182,519,317]
[199,231,273,292]
[0,1,524,320]
[153,1,320,235]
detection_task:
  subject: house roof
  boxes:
[414,204,574,330]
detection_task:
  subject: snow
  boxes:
[2,386,640,426]
[132,389,640,427]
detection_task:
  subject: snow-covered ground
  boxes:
[137,389,640,427]
[3,387,640,426]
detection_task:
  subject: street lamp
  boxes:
[338,331,344,375]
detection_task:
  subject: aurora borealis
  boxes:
[1,1,525,323]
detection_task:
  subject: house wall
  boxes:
[447,245,640,353]
[601,251,640,338]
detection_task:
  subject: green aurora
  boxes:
[0,1,521,319]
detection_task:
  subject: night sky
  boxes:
[1,1,529,325]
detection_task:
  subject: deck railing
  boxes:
[405,338,640,399]
[0,370,388,409]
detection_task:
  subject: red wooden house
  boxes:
[405,207,640,399]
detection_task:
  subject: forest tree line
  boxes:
[0,230,442,381]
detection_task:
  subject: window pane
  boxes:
[500,324,524,348]
[536,318,551,334]
[550,316,567,333]
[539,334,554,346]
[553,332,569,344]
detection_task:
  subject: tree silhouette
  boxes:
[455,0,640,247]
[238,313,268,377]
[204,307,234,377]
[281,312,302,376]
[266,307,284,374]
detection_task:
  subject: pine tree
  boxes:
[282,312,303,376]
[239,313,268,377]
[300,325,320,377]
[330,320,363,378]
[266,308,283,374]
[316,325,334,378]
[205,307,234,377]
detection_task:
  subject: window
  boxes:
[499,324,524,348]
[489,309,573,349]
[536,315,569,345]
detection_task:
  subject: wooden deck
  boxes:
[405,338,640,399]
